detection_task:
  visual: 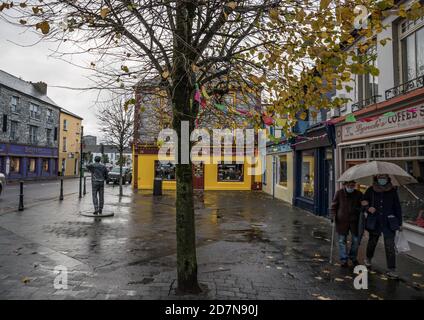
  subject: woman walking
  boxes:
[363,174,402,279]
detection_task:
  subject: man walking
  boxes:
[330,181,363,267]
[86,156,109,215]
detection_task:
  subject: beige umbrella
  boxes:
[337,161,417,186]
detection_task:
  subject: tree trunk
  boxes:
[172,1,200,294]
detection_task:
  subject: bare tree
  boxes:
[97,97,134,196]
[3,0,421,294]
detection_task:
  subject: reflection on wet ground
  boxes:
[0,186,423,299]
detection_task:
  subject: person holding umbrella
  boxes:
[330,180,363,267]
[363,174,403,279]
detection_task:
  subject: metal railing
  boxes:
[351,95,381,112]
[385,75,424,100]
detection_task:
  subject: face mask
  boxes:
[345,187,355,193]
[377,178,388,186]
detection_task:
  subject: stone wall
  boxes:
[0,86,59,148]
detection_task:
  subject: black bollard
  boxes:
[83,176,86,195]
[59,178,64,201]
[18,181,24,211]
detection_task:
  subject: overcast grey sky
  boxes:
[0,20,104,137]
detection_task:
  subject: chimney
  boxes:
[33,81,47,95]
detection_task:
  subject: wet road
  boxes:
[0,187,423,300]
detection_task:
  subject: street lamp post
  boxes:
[79,126,84,199]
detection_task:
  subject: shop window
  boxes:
[10,157,21,173]
[155,161,176,180]
[28,158,37,173]
[43,159,49,172]
[217,164,244,182]
[279,155,288,187]
[300,150,315,200]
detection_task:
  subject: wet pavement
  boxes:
[0,185,423,300]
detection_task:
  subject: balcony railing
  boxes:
[385,75,424,100]
[351,95,381,112]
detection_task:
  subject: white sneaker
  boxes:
[364,258,372,267]
[386,270,399,279]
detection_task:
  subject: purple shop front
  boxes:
[0,143,58,180]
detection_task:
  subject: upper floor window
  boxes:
[62,137,67,152]
[359,44,379,101]
[10,96,19,113]
[63,119,68,131]
[400,18,424,82]
[46,128,52,145]
[10,121,19,140]
[29,125,38,144]
[29,103,41,120]
[47,109,53,123]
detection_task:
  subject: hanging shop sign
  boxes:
[341,105,424,142]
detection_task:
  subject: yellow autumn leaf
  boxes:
[36,21,50,35]
[21,277,31,284]
[162,70,170,79]
[269,8,279,21]
[100,7,111,19]
[226,1,237,10]
[320,0,332,11]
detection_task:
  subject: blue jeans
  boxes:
[338,233,359,262]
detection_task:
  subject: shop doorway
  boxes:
[193,164,204,190]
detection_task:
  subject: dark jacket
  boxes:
[363,185,402,236]
[330,189,363,235]
[86,163,109,183]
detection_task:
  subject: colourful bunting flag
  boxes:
[383,111,396,117]
[345,114,356,123]
[202,87,210,100]
[236,108,248,115]
[262,115,274,125]
[194,89,201,103]
[276,118,287,127]
[215,103,227,112]
[200,98,207,108]
[359,116,378,123]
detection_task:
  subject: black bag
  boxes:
[387,215,400,231]
[365,191,377,231]
[365,214,378,231]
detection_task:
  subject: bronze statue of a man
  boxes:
[86,156,109,215]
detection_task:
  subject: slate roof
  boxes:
[0,69,59,107]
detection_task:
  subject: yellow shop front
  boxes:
[134,145,262,191]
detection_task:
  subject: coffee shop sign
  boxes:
[342,105,424,141]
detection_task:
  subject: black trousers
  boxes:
[366,232,396,269]
[92,182,105,211]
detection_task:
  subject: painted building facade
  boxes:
[132,81,263,191]
[58,109,83,177]
[0,70,59,180]
[135,145,262,191]
[331,10,424,259]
